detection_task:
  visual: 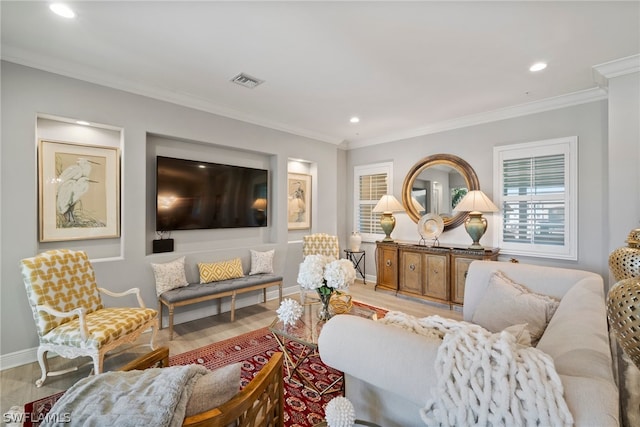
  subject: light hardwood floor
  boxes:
[0,280,461,415]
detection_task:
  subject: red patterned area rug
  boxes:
[23,301,388,427]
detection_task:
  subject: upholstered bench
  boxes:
[158,273,283,340]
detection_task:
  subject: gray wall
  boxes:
[347,101,613,280]
[0,61,340,363]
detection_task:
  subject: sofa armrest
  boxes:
[318,315,440,406]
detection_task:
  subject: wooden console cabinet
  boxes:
[375,242,499,306]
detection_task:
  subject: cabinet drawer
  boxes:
[424,254,448,300]
[452,257,474,304]
[400,251,422,294]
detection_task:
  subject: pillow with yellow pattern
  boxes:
[198,258,244,284]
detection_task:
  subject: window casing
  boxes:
[493,137,577,260]
[354,162,392,242]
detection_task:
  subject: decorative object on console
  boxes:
[297,255,356,321]
[609,228,640,280]
[417,213,444,246]
[249,249,275,275]
[151,256,189,296]
[372,194,404,242]
[325,396,357,427]
[607,278,640,369]
[452,190,499,249]
[276,298,304,326]
[349,231,362,252]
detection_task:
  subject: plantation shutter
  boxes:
[358,173,387,235]
[354,162,392,241]
[494,137,577,260]
[502,155,565,245]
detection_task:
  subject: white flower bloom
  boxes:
[297,254,331,290]
[324,259,356,290]
[325,396,356,427]
[276,298,303,326]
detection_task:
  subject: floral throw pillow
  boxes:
[249,249,274,275]
[151,256,189,296]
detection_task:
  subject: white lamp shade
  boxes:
[373,195,404,213]
[453,190,499,213]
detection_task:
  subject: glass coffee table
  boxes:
[269,301,376,396]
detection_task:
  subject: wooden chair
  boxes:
[183,352,284,427]
[122,349,284,427]
[21,249,158,387]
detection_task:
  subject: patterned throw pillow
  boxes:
[151,257,189,296]
[198,258,244,283]
[249,249,274,275]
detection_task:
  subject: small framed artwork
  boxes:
[39,139,120,242]
[288,172,311,230]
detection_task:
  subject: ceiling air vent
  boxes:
[230,73,264,89]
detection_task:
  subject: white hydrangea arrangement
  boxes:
[325,396,356,427]
[276,298,303,326]
[297,255,356,297]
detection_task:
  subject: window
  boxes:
[493,137,577,260]
[354,162,392,242]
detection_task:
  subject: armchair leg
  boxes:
[35,347,49,388]
[148,319,159,350]
[92,354,104,375]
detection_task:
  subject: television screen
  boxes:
[156,156,268,231]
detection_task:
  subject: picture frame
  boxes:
[287,172,311,230]
[39,139,120,242]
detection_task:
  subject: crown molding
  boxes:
[345,87,608,150]
[593,54,640,87]
[2,49,343,145]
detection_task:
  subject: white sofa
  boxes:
[318,261,619,427]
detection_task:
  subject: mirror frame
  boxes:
[402,153,480,231]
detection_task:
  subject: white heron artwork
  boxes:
[55,156,105,228]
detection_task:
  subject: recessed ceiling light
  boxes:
[350,117,360,124]
[50,3,76,18]
[529,62,547,72]
[76,120,90,126]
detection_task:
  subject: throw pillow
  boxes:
[198,258,244,283]
[503,323,533,347]
[249,249,274,275]
[471,270,560,346]
[185,362,241,417]
[151,256,189,296]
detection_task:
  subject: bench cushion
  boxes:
[160,273,282,304]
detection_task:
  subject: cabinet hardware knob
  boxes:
[386,259,392,267]
[409,264,415,271]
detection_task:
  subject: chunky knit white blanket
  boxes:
[379,312,574,427]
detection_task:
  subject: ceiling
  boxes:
[2,1,639,148]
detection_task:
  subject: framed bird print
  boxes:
[38,139,120,242]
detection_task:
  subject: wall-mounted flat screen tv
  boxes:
[156,156,268,231]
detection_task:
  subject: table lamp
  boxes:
[373,195,404,242]
[452,190,499,249]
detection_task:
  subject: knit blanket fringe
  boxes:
[379,312,574,427]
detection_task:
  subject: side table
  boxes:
[344,249,366,284]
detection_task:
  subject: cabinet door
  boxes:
[377,246,398,290]
[424,253,448,300]
[400,251,422,295]
[452,257,474,304]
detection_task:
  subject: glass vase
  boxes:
[318,291,333,321]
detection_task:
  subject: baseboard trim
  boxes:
[0,347,38,372]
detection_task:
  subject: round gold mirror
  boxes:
[402,154,479,231]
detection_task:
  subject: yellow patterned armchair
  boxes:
[302,233,340,260]
[21,249,158,387]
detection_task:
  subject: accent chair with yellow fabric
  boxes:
[21,249,158,387]
[300,233,340,303]
[302,233,340,260]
